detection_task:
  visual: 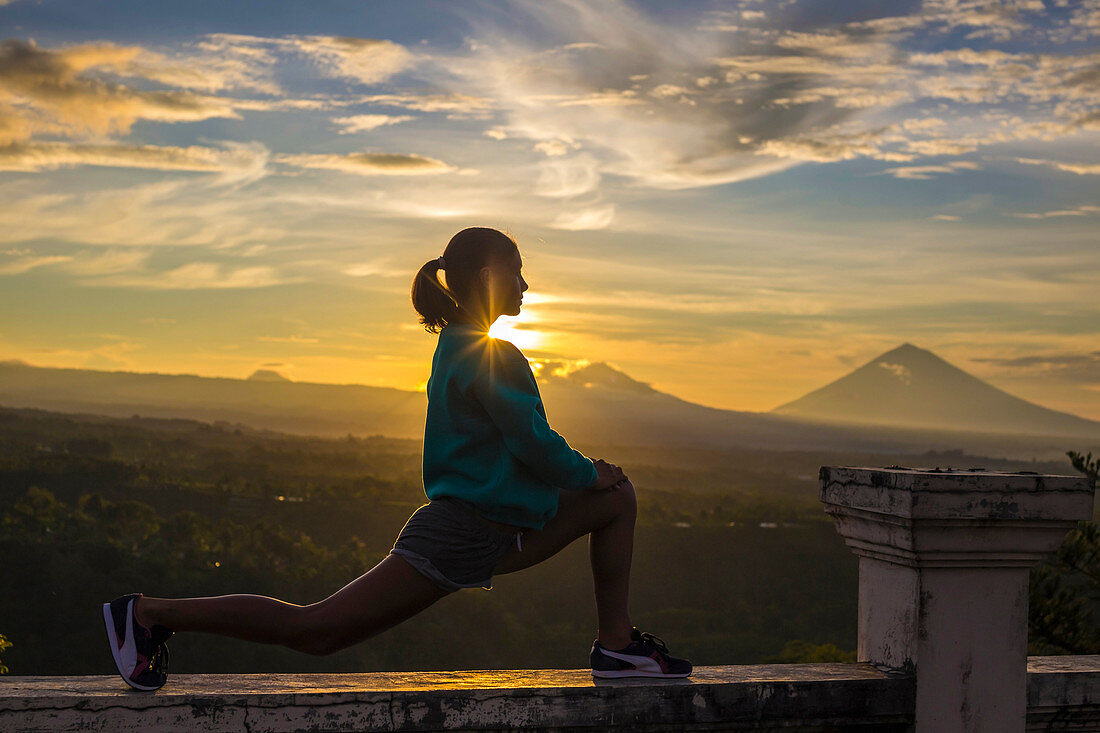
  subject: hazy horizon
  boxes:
[1,1,1098,419]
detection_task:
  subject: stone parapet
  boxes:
[2,665,914,732]
[2,659,1097,731]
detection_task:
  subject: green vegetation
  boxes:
[0,405,1090,674]
[0,634,10,674]
[1028,451,1100,655]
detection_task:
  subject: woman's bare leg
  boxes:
[135,554,448,656]
[494,480,637,650]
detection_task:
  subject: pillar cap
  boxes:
[820,467,1094,568]
[820,466,1092,521]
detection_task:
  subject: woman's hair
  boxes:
[412,227,518,333]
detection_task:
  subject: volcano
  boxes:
[772,343,1100,438]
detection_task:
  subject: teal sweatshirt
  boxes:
[422,322,598,529]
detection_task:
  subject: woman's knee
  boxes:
[609,479,637,518]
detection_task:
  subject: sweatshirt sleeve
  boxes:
[467,339,597,490]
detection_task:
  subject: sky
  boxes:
[0,0,1098,420]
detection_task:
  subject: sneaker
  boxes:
[102,593,173,691]
[590,627,692,678]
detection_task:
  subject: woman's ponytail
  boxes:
[411,259,461,333]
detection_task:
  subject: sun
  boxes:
[489,314,543,350]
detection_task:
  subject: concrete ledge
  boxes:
[2,664,913,732]
[2,657,1095,732]
[1028,656,1100,732]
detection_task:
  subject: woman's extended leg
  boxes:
[136,554,448,656]
[493,480,637,650]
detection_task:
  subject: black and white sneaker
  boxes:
[103,593,173,691]
[590,627,692,678]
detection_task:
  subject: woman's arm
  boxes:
[468,340,598,490]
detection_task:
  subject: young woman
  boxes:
[103,227,691,690]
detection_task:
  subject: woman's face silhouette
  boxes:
[481,250,528,322]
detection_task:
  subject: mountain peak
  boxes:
[536,360,657,395]
[876,342,935,361]
[248,369,292,383]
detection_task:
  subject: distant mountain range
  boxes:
[1,343,1097,459]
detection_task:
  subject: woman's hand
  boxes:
[590,458,628,490]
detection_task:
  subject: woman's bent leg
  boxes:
[137,554,449,656]
[493,481,637,649]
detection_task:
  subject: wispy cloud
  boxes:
[357,93,496,115]
[973,350,1100,383]
[275,151,454,176]
[0,254,72,275]
[190,33,412,87]
[1016,157,1100,175]
[60,248,151,275]
[342,260,406,278]
[0,141,261,172]
[332,114,415,133]
[288,36,411,84]
[534,153,601,197]
[83,262,293,289]
[879,161,982,180]
[550,204,615,230]
[1014,204,1100,219]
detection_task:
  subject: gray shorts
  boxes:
[390,496,522,593]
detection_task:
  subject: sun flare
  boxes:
[489,315,543,351]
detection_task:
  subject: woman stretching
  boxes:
[103,226,691,690]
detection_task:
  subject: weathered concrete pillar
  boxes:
[820,467,1094,733]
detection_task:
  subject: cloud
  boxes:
[60,248,151,275]
[550,204,615,230]
[879,160,982,179]
[1013,204,1100,219]
[288,36,412,85]
[972,350,1100,383]
[83,263,292,289]
[921,0,1041,41]
[0,40,242,143]
[1016,157,1100,175]
[332,114,415,133]
[0,33,418,149]
[534,153,601,197]
[448,2,876,188]
[0,254,72,275]
[756,137,879,163]
[357,93,496,115]
[192,33,412,88]
[8,7,1094,200]
[275,151,454,176]
[342,261,405,278]
[903,139,977,156]
[444,0,1084,190]
[878,361,913,385]
[0,141,261,172]
[0,145,280,249]
[533,138,576,156]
